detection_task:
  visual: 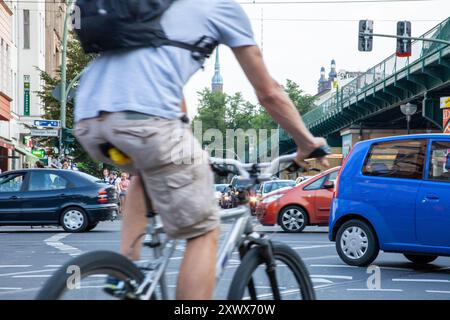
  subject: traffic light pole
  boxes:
[359,33,450,46]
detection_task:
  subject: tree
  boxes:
[284,79,316,115]
[37,35,102,175]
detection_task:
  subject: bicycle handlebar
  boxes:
[210,153,298,180]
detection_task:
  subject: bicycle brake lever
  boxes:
[306,145,332,159]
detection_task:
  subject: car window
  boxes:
[0,174,25,192]
[28,172,69,191]
[362,139,427,180]
[428,141,450,183]
[304,176,327,191]
[328,171,338,183]
[263,183,273,193]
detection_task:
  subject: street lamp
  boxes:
[59,0,76,158]
[400,102,417,134]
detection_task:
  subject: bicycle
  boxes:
[36,153,317,300]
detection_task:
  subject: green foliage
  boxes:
[37,35,102,176]
[193,79,315,159]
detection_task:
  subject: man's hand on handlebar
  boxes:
[295,137,330,171]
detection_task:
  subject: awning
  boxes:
[14,146,40,162]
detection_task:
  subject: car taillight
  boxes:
[333,148,353,199]
[97,190,108,203]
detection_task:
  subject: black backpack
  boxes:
[74,0,218,60]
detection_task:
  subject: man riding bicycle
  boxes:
[74,0,328,300]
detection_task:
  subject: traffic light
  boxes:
[358,20,373,52]
[396,21,412,58]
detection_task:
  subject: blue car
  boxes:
[329,134,450,266]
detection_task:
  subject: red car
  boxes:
[256,167,340,233]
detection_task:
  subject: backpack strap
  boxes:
[159,36,219,61]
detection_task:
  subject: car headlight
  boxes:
[249,196,257,203]
[261,194,283,204]
[224,196,230,201]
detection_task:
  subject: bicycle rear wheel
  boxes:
[36,251,145,300]
[227,242,315,300]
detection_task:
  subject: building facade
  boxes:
[45,1,65,77]
[0,0,14,172]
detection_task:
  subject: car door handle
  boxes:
[9,196,19,200]
[59,194,69,198]
[423,194,440,203]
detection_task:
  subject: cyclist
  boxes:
[73,0,328,300]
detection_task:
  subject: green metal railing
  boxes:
[302,17,450,131]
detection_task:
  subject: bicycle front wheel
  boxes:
[36,251,145,300]
[227,242,315,300]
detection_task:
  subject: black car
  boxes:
[0,169,119,232]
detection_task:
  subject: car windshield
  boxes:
[232,178,247,189]
[263,181,295,193]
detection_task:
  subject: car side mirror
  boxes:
[323,181,335,189]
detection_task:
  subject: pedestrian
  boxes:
[73,0,329,299]
[118,172,130,213]
[101,168,110,184]
[35,161,45,168]
[61,159,70,170]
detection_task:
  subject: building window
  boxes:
[23,10,30,49]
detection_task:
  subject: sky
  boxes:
[182,0,450,119]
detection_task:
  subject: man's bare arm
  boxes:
[232,45,328,164]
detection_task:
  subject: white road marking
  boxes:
[292,244,335,250]
[347,288,403,292]
[302,255,339,261]
[392,279,450,283]
[426,290,450,294]
[170,257,183,260]
[13,275,52,278]
[310,264,412,271]
[45,265,62,268]
[0,265,32,268]
[0,287,22,290]
[311,275,353,280]
[311,278,334,284]
[310,264,355,268]
[44,233,82,257]
[0,269,57,278]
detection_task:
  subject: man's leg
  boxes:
[120,176,148,261]
[176,227,220,300]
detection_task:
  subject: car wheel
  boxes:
[404,254,438,265]
[336,219,379,266]
[278,206,309,233]
[60,207,88,233]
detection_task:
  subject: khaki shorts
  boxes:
[74,112,219,240]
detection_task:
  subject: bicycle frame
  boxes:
[133,153,301,300]
[134,205,254,300]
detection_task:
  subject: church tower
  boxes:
[211,48,223,93]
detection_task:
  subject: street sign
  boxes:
[440,97,450,109]
[24,76,30,116]
[34,120,61,128]
[52,82,76,103]
[30,129,59,137]
[32,149,45,158]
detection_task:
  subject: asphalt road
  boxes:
[0,220,449,300]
